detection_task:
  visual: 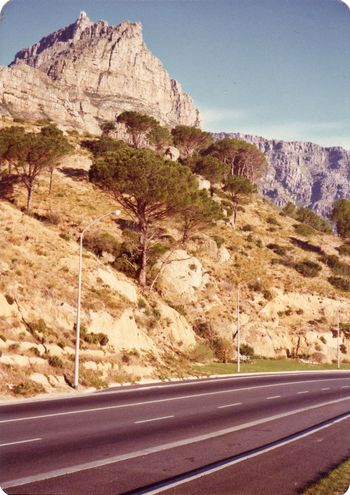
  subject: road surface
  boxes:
[1,371,350,494]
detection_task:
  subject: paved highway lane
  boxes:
[1,371,349,494]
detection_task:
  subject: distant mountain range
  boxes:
[215,132,350,215]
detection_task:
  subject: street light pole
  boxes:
[236,285,241,373]
[74,209,121,389]
[337,311,340,370]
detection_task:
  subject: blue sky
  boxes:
[0,0,349,149]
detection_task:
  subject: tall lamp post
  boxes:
[336,311,340,370]
[74,209,121,389]
[236,277,260,373]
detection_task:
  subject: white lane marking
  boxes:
[3,396,349,490]
[1,378,343,424]
[341,386,350,389]
[134,415,174,424]
[218,403,242,409]
[266,396,280,400]
[0,438,41,447]
[321,387,330,390]
[297,391,309,395]
[142,413,350,494]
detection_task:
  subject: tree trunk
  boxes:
[138,224,149,286]
[26,184,34,211]
[48,169,54,194]
[182,217,190,244]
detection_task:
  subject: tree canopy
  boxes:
[331,199,350,239]
[171,125,213,159]
[224,174,257,224]
[184,154,230,185]
[205,138,267,182]
[90,146,198,285]
[117,111,159,148]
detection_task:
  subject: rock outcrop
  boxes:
[215,132,350,216]
[0,12,200,133]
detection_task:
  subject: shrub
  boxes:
[5,294,15,305]
[12,381,45,396]
[340,344,347,354]
[320,254,350,277]
[294,259,322,277]
[242,224,253,232]
[59,232,70,241]
[266,243,287,256]
[137,297,147,309]
[48,355,64,368]
[84,231,121,258]
[187,343,214,362]
[240,343,254,357]
[212,235,225,248]
[337,243,350,257]
[83,332,109,346]
[211,337,233,363]
[266,215,280,226]
[293,223,315,237]
[328,276,350,291]
[320,335,327,344]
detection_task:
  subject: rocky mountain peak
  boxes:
[1,12,200,131]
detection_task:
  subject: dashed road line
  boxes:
[0,438,42,448]
[134,415,174,424]
[217,403,242,409]
[297,391,309,395]
[266,396,280,400]
[321,387,330,391]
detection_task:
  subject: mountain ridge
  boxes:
[215,132,350,215]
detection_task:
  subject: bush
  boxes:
[328,276,350,291]
[267,243,287,256]
[320,254,350,277]
[83,332,109,346]
[211,337,233,363]
[337,243,350,257]
[240,343,254,357]
[187,343,214,362]
[48,355,64,368]
[84,231,121,258]
[293,223,315,237]
[242,224,254,232]
[294,259,322,277]
[266,215,280,226]
[12,381,45,396]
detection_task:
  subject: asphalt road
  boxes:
[1,371,350,495]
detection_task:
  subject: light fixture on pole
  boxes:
[74,209,121,389]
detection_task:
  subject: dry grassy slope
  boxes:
[1,135,350,397]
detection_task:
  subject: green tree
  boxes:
[171,125,213,159]
[205,138,267,182]
[9,128,71,210]
[224,174,257,224]
[331,199,350,239]
[184,154,229,186]
[0,126,27,175]
[90,147,198,285]
[295,207,332,234]
[81,136,129,157]
[180,189,223,243]
[147,124,172,155]
[117,111,158,148]
[40,125,72,193]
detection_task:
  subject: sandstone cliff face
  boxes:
[0,12,200,132]
[215,132,350,216]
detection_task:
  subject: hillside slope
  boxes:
[1,132,350,398]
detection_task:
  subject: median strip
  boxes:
[2,396,349,490]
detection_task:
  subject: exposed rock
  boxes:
[94,268,138,303]
[195,175,211,191]
[157,302,196,347]
[156,249,202,302]
[164,146,180,161]
[1,13,200,133]
[215,132,350,216]
[88,308,153,350]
